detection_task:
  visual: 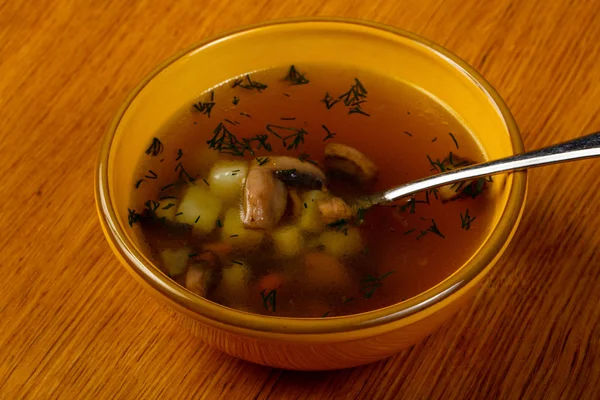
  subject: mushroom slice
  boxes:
[274,169,323,190]
[324,143,378,184]
[255,156,326,183]
[317,196,353,225]
[242,166,288,229]
[185,264,214,297]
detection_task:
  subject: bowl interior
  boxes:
[97,18,526,335]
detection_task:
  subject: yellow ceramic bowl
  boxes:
[95,18,527,370]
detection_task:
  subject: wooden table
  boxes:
[1,0,599,398]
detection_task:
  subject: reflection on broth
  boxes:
[127,65,497,318]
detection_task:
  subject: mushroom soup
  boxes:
[127,65,497,317]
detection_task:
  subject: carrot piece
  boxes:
[202,241,233,255]
[258,272,286,292]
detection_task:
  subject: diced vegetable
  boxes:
[176,184,222,235]
[185,264,213,296]
[201,241,233,256]
[155,199,178,221]
[221,208,265,249]
[319,228,363,258]
[298,190,329,233]
[257,272,285,293]
[220,262,251,294]
[287,188,304,220]
[304,252,350,288]
[324,143,378,184]
[159,247,191,277]
[271,225,304,258]
[208,160,249,205]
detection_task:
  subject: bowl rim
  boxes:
[95,16,527,335]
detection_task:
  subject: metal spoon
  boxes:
[352,131,600,210]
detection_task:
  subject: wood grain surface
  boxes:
[1,0,599,398]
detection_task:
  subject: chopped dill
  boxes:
[160,183,176,192]
[321,92,340,109]
[284,65,309,85]
[175,212,183,216]
[416,230,428,240]
[159,196,177,200]
[230,169,241,176]
[283,93,291,97]
[175,163,196,182]
[404,228,416,235]
[327,218,349,231]
[232,96,240,105]
[144,200,160,212]
[162,203,176,210]
[240,112,251,118]
[135,179,145,189]
[260,289,277,312]
[232,75,268,92]
[342,297,356,304]
[431,137,438,142]
[202,179,210,186]
[321,311,331,318]
[404,131,413,137]
[427,219,445,238]
[144,170,158,179]
[224,119,239,126]
[127,208,141,227]
[188,252,198,258]
[322,125,336,141]
[176,149,183,161]
[192,98,215,117]
[230,234,239,238]
[449,132,459,149]
[231,260,244,265]
[145,137,163,156]
[460,209,476,230]
[251,134,272,152]
[194,215,201,224]
[339,78,370,116]
[298,153,317,165]
[360,271,394,298]
[280,117,296,121]
[303,203,308,209]
[216,219,222,228]
[207,122,253,157]
[256,157,270,166]
[266,124,308,150]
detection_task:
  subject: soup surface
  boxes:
[127,64,497,318]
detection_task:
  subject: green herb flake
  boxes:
[460,209,477,230]
[145,137,164,156]
[260,289,277,312]
[449,132,459,149]
[232,75,268,92]
[322,125,336,141]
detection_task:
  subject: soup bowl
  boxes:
[95,17,527,370]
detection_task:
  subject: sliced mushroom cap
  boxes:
[254,156,326,183]
[324,143,378,184]
[317,196,353,225]
[242,166,288,229]
[274,169,323,190]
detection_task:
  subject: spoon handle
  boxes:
[369,131,600,206]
